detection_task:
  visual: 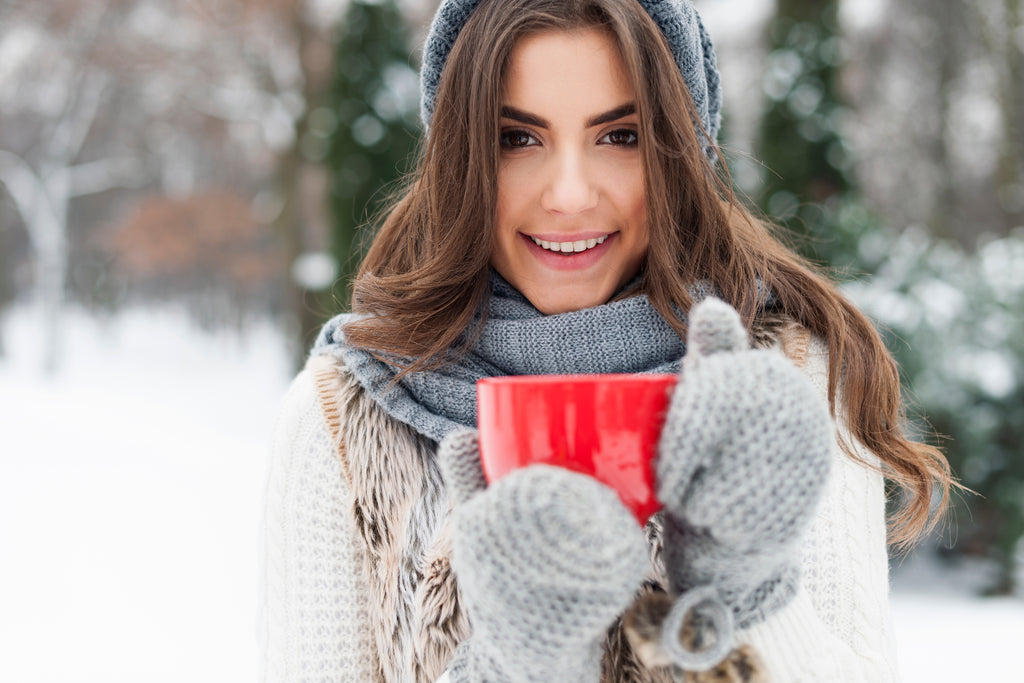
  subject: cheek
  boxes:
[493,171,524,264]
[495,167,523,231]
[496,166,545,242]
[609,167,646,234]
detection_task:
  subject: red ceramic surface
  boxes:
[476,373,676,525]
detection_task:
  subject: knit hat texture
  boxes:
[419,0,723,159]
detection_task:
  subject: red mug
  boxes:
[476,373,676,524]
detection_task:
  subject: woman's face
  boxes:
[491,28,649,315]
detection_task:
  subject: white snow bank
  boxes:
[0,305,292,683]
[890,551,1024,680]
[892,594,1024,681]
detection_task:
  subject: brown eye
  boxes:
[600,129,638,146]
[500,130,538,148]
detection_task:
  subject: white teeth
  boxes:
[530,235,610,253]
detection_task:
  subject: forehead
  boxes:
[501,28,635,114]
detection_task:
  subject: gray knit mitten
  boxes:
[438,429,650,683]
[653,298,832,671]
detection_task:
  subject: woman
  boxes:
[261,0,953,681]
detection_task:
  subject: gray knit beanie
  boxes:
[419,0,723,159]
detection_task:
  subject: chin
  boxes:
[529,288,609,315]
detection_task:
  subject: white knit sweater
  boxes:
[260,337,899,682]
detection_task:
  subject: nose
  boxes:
[540,149,598,215]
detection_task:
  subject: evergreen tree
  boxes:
[326,0,420,310]
[756,0,860,270]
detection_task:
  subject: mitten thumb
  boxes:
[687,297,748,358]
[438,428,488,506]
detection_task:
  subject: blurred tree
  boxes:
[325,0,420,312]
[756,0,857,270]
[845,229,1024,594]
[250,0,345,366]
[845,0,1021,247]
[754,0,1024,590]
[107,192,281,328]
[0,0,349,369]
[838,0,1024,591]
[979,0,1024,234]
[0,1,145,372]
[0,192,22,358]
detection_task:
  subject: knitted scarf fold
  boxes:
[313,272,698,443]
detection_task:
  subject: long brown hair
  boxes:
[344,0,952,548]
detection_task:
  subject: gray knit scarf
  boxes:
[313,272,703,443]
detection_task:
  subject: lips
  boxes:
[520,231,617,271]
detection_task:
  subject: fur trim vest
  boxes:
[306,313,810,682]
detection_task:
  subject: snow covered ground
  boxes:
[1,305,1021,682]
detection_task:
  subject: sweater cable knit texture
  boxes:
[260,376,377,681]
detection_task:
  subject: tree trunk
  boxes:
[926,0,958,242]
[996,0,1024,232]
[273,7,336,371]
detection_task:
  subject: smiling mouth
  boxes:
[528,235,609,253]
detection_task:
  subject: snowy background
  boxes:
[2,0,1023,680]
[1,305,1022,682]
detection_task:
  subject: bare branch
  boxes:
[47,71,112,164]
[68,156,146,197]
[0,148,41,220]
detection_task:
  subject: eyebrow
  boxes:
[499,102,637,129]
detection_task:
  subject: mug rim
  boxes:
[477,373,676,387]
